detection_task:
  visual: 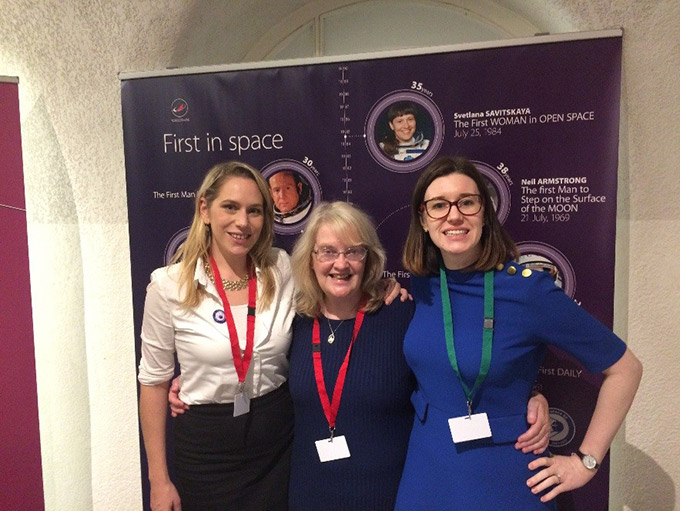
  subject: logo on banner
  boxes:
[549,407,576,448]
[171,98,189,122]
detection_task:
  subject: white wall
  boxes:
[0,1,677,509]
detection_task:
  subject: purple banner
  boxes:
[0,79,45,511]
[122,33,622,511]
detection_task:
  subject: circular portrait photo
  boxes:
[261,160,322,235]
[484,178,500,213]
[268,170,312,224]
[519,253,564,289]
[366,91,444,173]
[516,241,577,298]
[164,226,190,266]
[378,101,432,162]
[469,160,511,225]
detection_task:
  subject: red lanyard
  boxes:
[209,256,256,386]
[312,307,365,434]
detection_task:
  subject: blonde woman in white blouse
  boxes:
[138,161,295,511]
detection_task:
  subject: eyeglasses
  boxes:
[313,246,368,263]
[420,195,483,219]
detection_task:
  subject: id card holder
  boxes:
[233,392,250,417]
[448,412,492,443]
[315,435,351,462]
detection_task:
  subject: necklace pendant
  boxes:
[326,318,345,344]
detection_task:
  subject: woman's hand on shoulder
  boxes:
[515,391,551,453]
[168,376,189,417]
[382,277,412,305]
[527,453,596,503]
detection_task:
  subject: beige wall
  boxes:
[0,1,677,509]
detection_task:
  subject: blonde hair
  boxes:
[291,201,386,317]
[172,161,277,310]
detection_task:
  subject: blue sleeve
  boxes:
[526,271,626,373]
[410,275,435,306]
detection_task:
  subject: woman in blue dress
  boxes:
[395,156,642,510]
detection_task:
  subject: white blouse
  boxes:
[138,248,295,404]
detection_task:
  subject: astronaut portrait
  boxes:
[378,101,431,162]
[268,170,313,224]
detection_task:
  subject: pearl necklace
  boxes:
[204,261,249,292]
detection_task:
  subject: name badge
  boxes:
[233,392,250,417]
[315,435,351,462]
[448,413,492,443]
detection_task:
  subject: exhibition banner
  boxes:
[0,77,45,511]
[121,31,622,511]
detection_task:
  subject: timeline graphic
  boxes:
[337,65,357,200]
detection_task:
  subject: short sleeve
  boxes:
[526,271,626,374]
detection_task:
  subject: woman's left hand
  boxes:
[527,453,596,503]
[382,277,412,304]
[515,392,551,453]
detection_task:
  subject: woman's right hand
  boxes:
[168,376,189,417]
[150,479,182,510]
[516,391,551,453]
[382,277,412,304]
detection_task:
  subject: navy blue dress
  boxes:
[288,299,415,510]
[395,264,626,510]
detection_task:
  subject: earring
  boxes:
[423,227,428,233]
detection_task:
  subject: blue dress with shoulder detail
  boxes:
[395,264,626,510]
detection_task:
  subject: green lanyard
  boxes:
[439,265,494,416]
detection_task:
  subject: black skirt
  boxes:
[173,382,294,511]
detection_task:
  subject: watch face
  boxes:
[583,454,598,469]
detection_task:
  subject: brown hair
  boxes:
[381,101,420,156]
[402,156,518,275]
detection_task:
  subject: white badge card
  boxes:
[315,435,351,462]
[448,413,492,444]
[233,392,250,417]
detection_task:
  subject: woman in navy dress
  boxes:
[287,201,414,510]
[286,201,551,510]
[395,156,642,510]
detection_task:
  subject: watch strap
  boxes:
[576,449,600,470]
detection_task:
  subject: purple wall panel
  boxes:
[0,80,45,511]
